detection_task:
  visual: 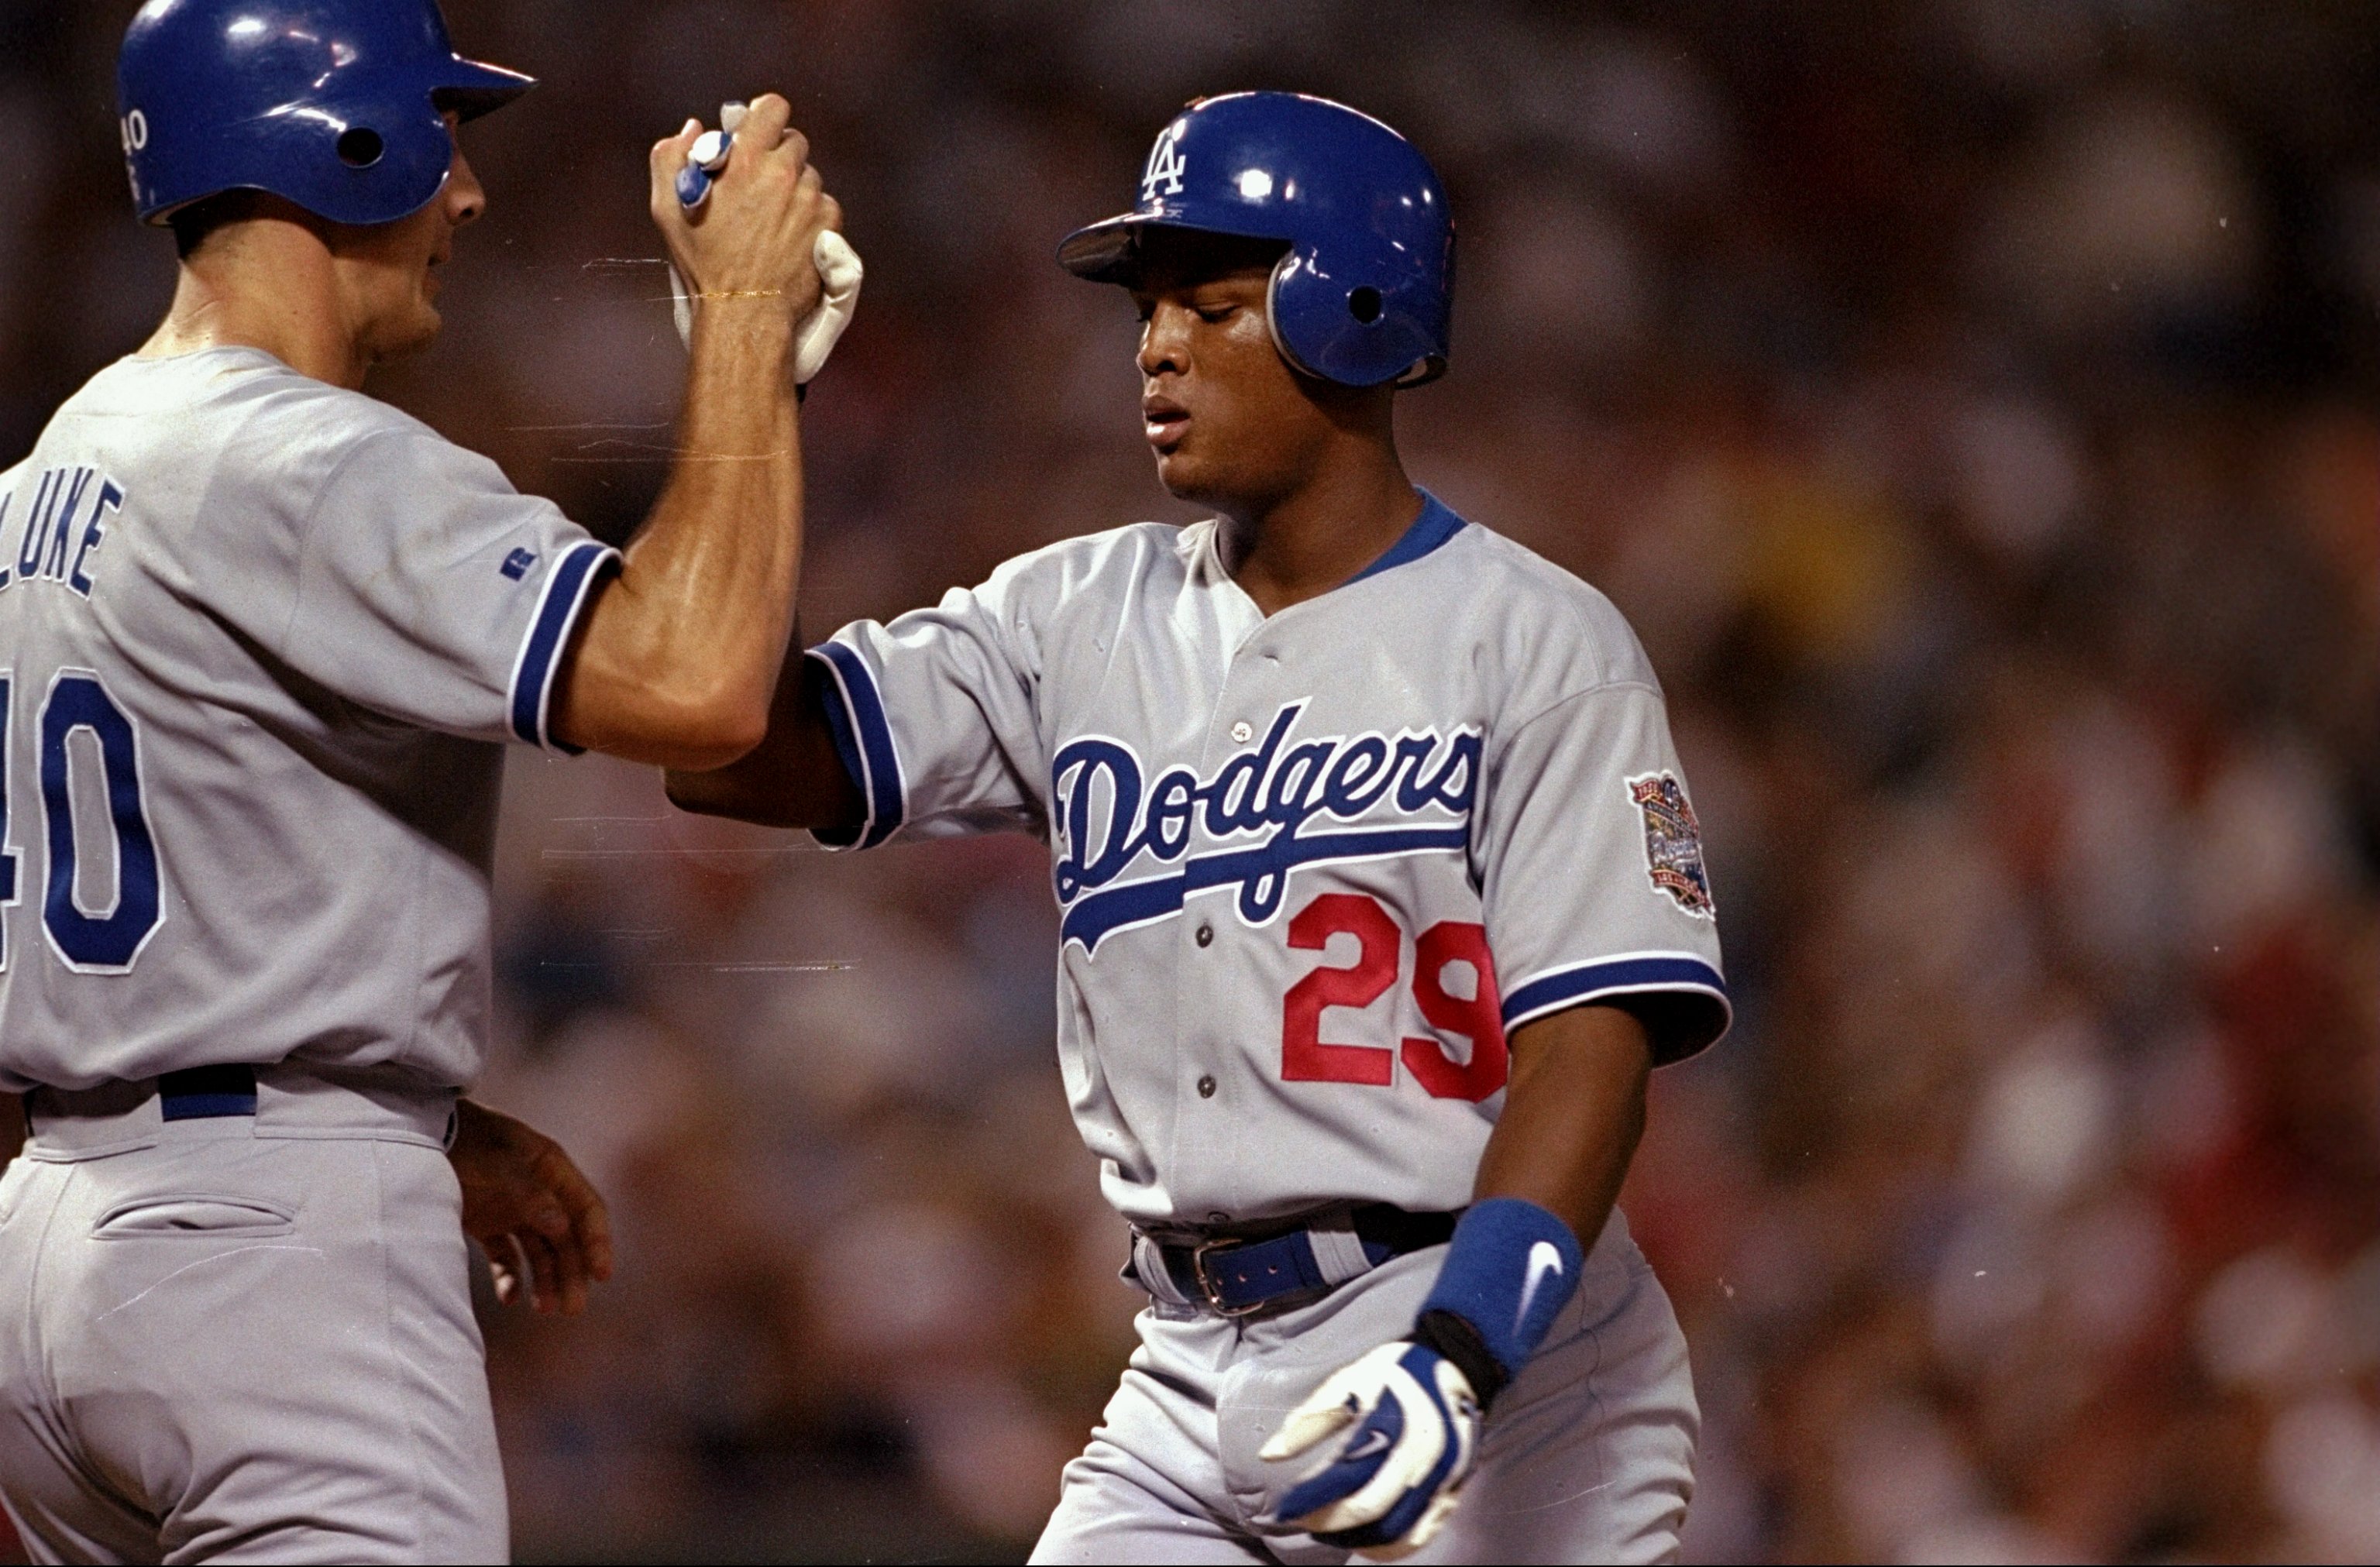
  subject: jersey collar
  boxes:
[1184,488,1470,595]
[1344,489,1468,586]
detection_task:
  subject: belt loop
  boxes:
[1130,1231,1193,1309]
[1305,1206,1374,1287]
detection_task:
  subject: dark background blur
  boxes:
[4,1,2378,1560]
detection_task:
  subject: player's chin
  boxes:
[1153,448,1223,505]
[379,303,445,362]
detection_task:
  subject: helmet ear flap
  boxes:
[1268,245,1440,389]
[1264,246,1319,381]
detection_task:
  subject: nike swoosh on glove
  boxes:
[1261,1339,1482,1560]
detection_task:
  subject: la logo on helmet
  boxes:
[1140,122,1187,204]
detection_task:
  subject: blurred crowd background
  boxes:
[5,0,2378,1560]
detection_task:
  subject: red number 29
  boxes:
[1281,892,1508,1101]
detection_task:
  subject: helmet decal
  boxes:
[1141,120,1189,205]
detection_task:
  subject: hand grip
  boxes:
[666,103,863,385]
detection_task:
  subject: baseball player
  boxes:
[672,92,1728,1562]
[0,1,848,1560]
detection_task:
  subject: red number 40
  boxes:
[1281,892,1508,1101]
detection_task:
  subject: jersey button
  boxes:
[1198,1074,1216,1099]
[1195,923,1214,947]
[1230,720,1253,744]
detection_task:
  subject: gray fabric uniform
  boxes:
[1035,1214,1696,1565]
[810,493,1727,1561]
[0,348,616,1563]
[0,1083,497,1565]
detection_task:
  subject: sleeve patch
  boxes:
[1629,772,1714,917]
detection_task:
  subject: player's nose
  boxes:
[1137,301,1191,379]
[445,146,488,229]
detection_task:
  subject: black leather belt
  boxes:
[1146,1204,1460,1316]
[26,1064,257,1125]
[157,1064,259,1119]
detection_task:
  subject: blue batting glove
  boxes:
[1261,1339,1481,1558]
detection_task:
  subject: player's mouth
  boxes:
[1144,395,1189,452]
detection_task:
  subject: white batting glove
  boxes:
[1261,1339,1482,1559]
[669,102,864,383]
[790,228,863,381]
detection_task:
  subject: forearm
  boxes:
[1388,1005,1651,1411]
[665,631,862,826]
[550,307,801,767]
[1264,1007,1659,1547]
[1471,1003,1650,1244]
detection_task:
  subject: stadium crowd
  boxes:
[3,1,2375,1559]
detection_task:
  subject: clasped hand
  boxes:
[648,92,842,325]
[449,1099,614,1316]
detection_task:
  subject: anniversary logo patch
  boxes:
[1629,772,1714,917]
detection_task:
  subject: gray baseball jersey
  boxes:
[810,491,1728,1229]
[0,346,617,1092]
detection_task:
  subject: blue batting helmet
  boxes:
[117,0,535,229]
[1059,92,1454,388]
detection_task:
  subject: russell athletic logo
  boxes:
[1050,701,1480,953]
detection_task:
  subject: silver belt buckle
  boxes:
[1190,1237,1268,1318]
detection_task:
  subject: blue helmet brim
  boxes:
[1057,211,1294,286]
[431,56,536,121]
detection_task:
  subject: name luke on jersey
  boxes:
[0,467,127,598]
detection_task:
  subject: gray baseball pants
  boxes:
[1031,1210,1697,1565]
[0,1070,504,1564]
